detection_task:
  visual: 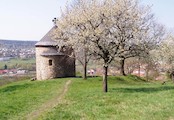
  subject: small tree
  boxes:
[156,35,174,81]
[116,12,165,76]
[4,64,7,70]
[52,0,93,80]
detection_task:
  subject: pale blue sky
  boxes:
[142,0,174,29]
[0,0,173,41]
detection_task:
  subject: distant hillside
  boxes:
[0,39,37,58]
[0,39,37,48]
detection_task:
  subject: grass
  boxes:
[41,76,174,120]
[1,75,174,120]
[0,58,35,70]
[0,78,69,120]
[0,76,32,86]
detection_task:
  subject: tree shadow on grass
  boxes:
[0,83,32,93]
[111,86,174,93]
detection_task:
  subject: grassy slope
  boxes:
[41,76,174,120]
[0,75,174,120]
[0,58,36,86]
[0,79,68,120]
[0,58,35,69]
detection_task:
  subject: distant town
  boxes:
[0,39,36,60]
[0,40,36,76]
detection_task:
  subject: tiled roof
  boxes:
[35,26,57,47]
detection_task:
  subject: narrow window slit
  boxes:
[49,59,52,66]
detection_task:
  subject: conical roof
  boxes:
[35,26,57,47]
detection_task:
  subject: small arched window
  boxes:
[49,59,52,66]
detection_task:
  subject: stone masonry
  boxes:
[35,27,75,80]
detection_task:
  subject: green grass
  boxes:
[0,76,32,86]
[0,58,35,70]
[0,78,68,120]
[1,75,174,120]
[41,76,174,120]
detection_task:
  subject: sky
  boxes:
[142,0,174,29]
[0,0,174,41]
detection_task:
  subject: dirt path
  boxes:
[26,80,72,120]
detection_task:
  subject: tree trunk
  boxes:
[120,59,126,76]
[138,57,141,77]
[103,65,108,92]
[172,71,174,83]
[83,63,87,80]
[146,70,149,81]
[82,48,87,80]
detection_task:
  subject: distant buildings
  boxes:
[0,40,36,59]
[0,69,28,75]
